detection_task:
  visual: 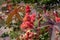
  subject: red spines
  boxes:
[53,11,60,23]
[53,11,58,17]
[25,5,31,13]
[31,14,36,23]
[23,13,31,22]
[7,4,12,11]
[55,17,60,23]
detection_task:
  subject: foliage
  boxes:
[1,33,9,38]
[0,0,59,5]
[39,27,50,40]
[41,0,51,4]
[9,31,20,39]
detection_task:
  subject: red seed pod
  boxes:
[23,13,31,22]
[31,14,36,22]
[25,21,34,29]
[53,11,58,17]
[25,5,31,13]
[20,22,27,30]
[29,32,34,38]
[20,21,34,31]
[55,17,60,23]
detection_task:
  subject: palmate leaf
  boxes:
[9,31,19,39]
[39,26,50,40]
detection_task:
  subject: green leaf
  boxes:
[34,19,38,27]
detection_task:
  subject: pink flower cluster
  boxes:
[20,5,36,31]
